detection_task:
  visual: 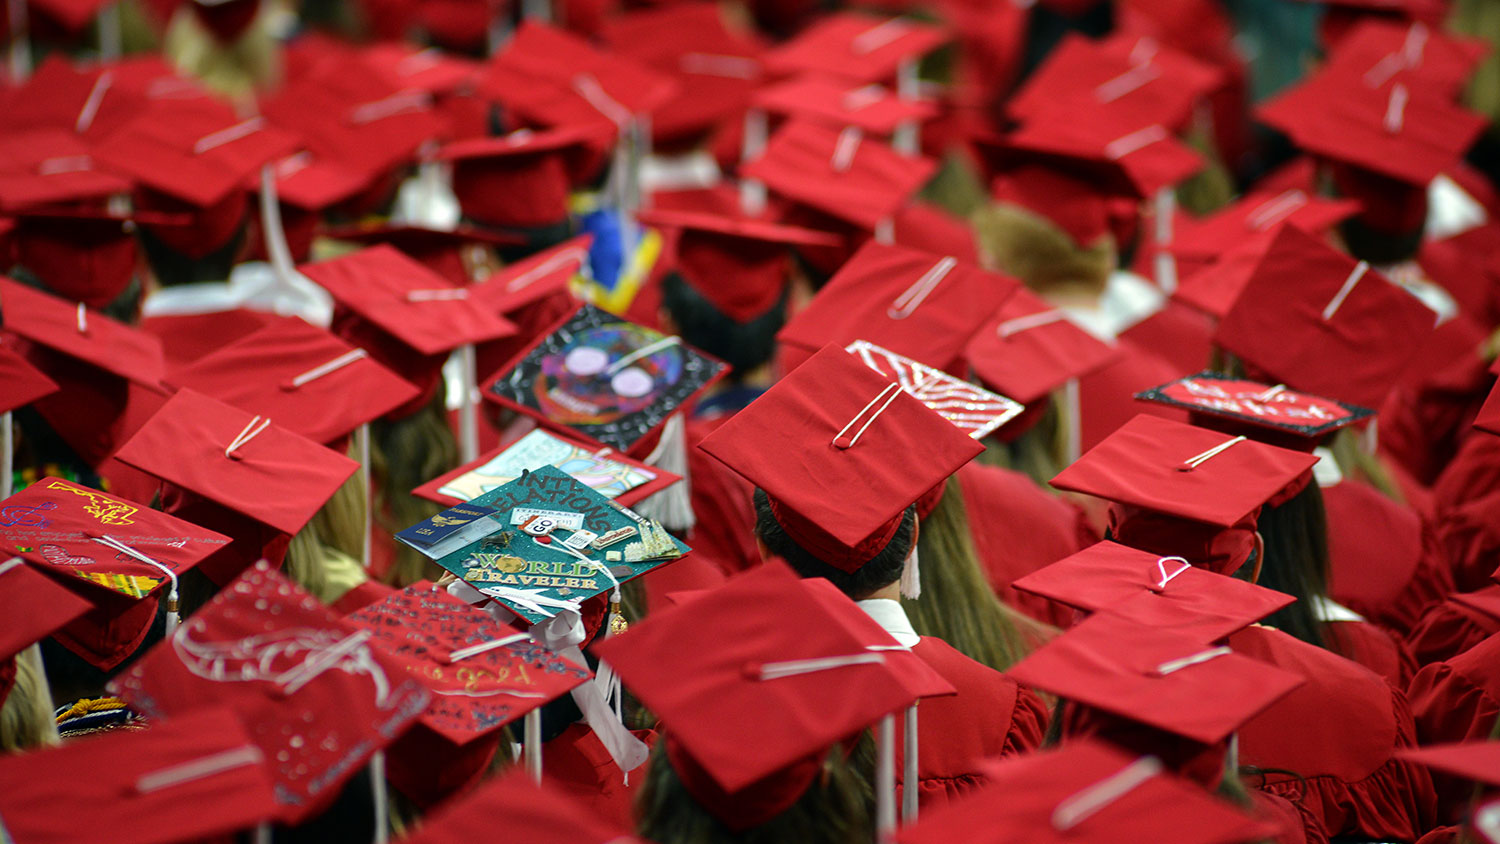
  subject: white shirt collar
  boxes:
[856,598,921,648]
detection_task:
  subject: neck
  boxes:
[861,582,902,602]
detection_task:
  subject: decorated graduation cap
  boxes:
[1171,190,1361,262]
[399,769,641,844]
[0,706,280,844]
[1136,372,1374,452]
[752,77,939,135]
[1213,224,1437,410]
[484,302,727,454]
[845,340,1023,440]
[1011,541,1295,643]
[1051,414,1319,574]
[111,562,430,823]
[435,125,611,231]
[640,207,839,323]
[894,739,1285,844]
[699,343,983,572]
[595,561,921,831]
[398,464,688,626]
[171,317,420,446]
[348,585,591,804]
[740,120,937,231]
[763,13,948,84]
[1318,19,1488,101]
[778,241,1019,373]
[965,286,1121,405]
[0,476,229,668]
[1009,613,1304,746]
[413,427,680,509]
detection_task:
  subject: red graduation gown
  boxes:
[1326,620,1418,688]
[956,462,1089,627]
[542,722,657,831]
[894,637,1048,810]
[682,415,761,578]
[1405,585,1500,667]
[1323,479,1453,635]
[1075,337,1189,454]
[1408,631,1500,823]
[1231,625,1437,843]
[1436,491,1500,594]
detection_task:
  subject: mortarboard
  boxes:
[468,234,592,317]
[1171,237,1270,320]
[1,277,164,388]
[0,706,280,844]
[1170,189,1361,262]
[257,152,371,259]
[1397,741,1500,787]
[357,44,482,96]
[1008,613,1305,746]
[0,129,132,213]
[595,561,921,830]
[110,562,431,824]
[6,209,155,309]
[412,427,680,509]
[1213,224,1438,410]
[1135,372,1374,451]
[484,303,727,455]
[1318,18,1488,100]
[778,241,1019,373]
[0,58,144,141]
[169,318,421,446]
[0,345,59,413]
[641,207,839,323]
[982,162,1129,249]
[398,464,688,625]
[964,286,1121,406]
[320,221,523,286]
[1003,108,1205,200]
[845,340,1023,440]
[895,739,1286,844]
[698,344,983,571]
[1011,541,1295,643]
[0,556,93,666]
[752,76,939,135]
[1050,414,1319,573]
[762,13,949,84]
[112,388,360,539]
[740,120,937,231]
[397,769,641,844]
[436,126,611,231]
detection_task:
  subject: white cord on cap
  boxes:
[349,90,431,125]
[135,745,264,793]
[572,73,632,127]
[1095,62,1160,103]
[1051,756,1164,830]
[225,416,271,459]
[851,18,909,54]
[888,256,957,319]
[504,247,587,292]
[76,302,88,334]
[1156,645,1232,675]
[998,309,1068,337]
[1181,435,1246,470]
[93,535,180,634]
[832,382,903,449]
[447,632,532,663]
[1104,124,1168,161]
[1245,190,1307,231]
[757,652,885,680]
[831,126,863,172]
[37,155,93,175]
[1384,83,1409,135]
[1322,261,1370,321]
[405,288,469,302]
[194,117,265,155]
[1153,556,1191,590]
[678,53,759,79]
[75,71,113,134]
[288,348,367,388]
[0,558,24,577]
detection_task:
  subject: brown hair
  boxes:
[0,646,59,753]
[972,203,1116,295]
[371,392,460,586]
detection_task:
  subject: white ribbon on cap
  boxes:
[572,73,632,127]
[756,651,886,680]
[1051,756,1164,830]
[448,632,532,663]
[832,382,903,449]
[504,246,588,293]
[888,257,957,319]
[75,71,113,134]
[1104,124,1168,161]
[194,117,265,155]
[288,348,367,389]
[348,90,431,125]
[1095,62,1161,103]
[277,629,374,696]
[38,155,93,175]
[1321,261,1371,321]
[841,84,887,112]
[0,557,21,578]
[76,303,88,334]
[1155,645,1232,675]
[396,47,442,76]
[1152,556,1191,590]
[1364,23,1430,88]
[135,745,265,793]
[1384,83,1410,135]
[831,126,863,173]
[406,288,469,302]
[678,53,759,79]
[998,309,1068,337]
[92,535,181,634]
[225,415,271,459]
[1245,190,1308,232]
[851,18,910,54]
[529,609,651,778]
[1181,435,1245,469]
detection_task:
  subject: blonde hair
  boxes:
[371,393,460,586]
[283,440,373,605]
[972,203,1116,294]
[0,646,60,753]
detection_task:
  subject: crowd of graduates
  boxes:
[3,0,1500,842]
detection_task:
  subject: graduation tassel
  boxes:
[97,1,122,60]
[2,410,12,500]
[92,536,180,635]
[892,59,919,157]
[523,708,543,784]
[1152,187,1178,294]
[370,749,388,844]
[457,344,479,463]
[357,423,372,571]
[257,164,334,327]
[876,714,897,840]
[902,704,919,825]
[1061,378,1082,466]
[899,543,920,600]
[635,412,694,532]
[740,109,769,216]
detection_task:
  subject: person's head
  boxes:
[1251,480,1329,649]
[973,202,1116,296]
[660,271,788,381]
[754,488,915,600]
[137,221,247,287]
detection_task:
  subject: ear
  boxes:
[1246,531,1266,585]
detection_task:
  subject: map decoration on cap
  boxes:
[486,303,728,452]
[423,429,660,505]
[1135,372,1374,437]
[397,465,688,624]
[845,340,1024,439]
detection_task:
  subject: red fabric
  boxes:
[398,768,635,844]
[1437,492,1500,594]
[965,287,1122,405]
[762,13,949,84]
[330,579,396,616]
[1250,789,1328,844]
[957,462,1087,627]
[893,637,1047,810]
[1409,632,1500,821]
[1075,339,1190,454]
[681,415,761,577]
[1380,313,1493,485]
[1324,479,1452,635]
[12,216,139,308]
[0,344,58,413]
[1327,620,1417,687]
[1117,299,1216,378]
[1231,625,1437,842]
[543,723,656,830]
[1405,585,1500,666]
[1435,432,1500,519]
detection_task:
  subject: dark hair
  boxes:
[636,740,872,844]
[753,488,915,599]
[1254,482,1330,650]
[1338,215,1425,266]
[137,224,246,287]
[660,271,787,380]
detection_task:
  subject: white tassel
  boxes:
[634,413,694,532]
[900,543,920,600]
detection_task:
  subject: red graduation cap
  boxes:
[741,120,937,231]
[0,57,144,141]
[398,769,641,844]
[0,129,131,213]
[1171,189,1361,261]
[983,162,1128,249]
[412,427,680,509]
[1,277,165,388]
[320,222,523,287]
[698,344,983,571]
[1397,741,1500,787]
[113,388,360,538]
[1008,613,1305,745]
[6,208,146,309]
[779,241,1019,373]
[1319,18,1488,100]
[1171,236,1270,319]
[595,561,921,830]
[965,286,1121,405]
[1008,32,1225,130]
[299,245,518,356]
[1004,109,1205,199]
[357,43,482,96]
[0,706,280,844]
[895,739,1286,844]
[0,556,93,665]
[261,150,372,213]
[763,13,949,84]
[170,318,421,446]
[752,76,939,135]
[434,125,612,230]
[0,344,60,413]
[1010,541,1295,643]
[468,234,592,316]
[110,562,431,823]
[476,21,680,133]
[641,207,839,322]
[1213,224,1438,410]
[1135,372,1373,451]
[846,340,1024,440]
